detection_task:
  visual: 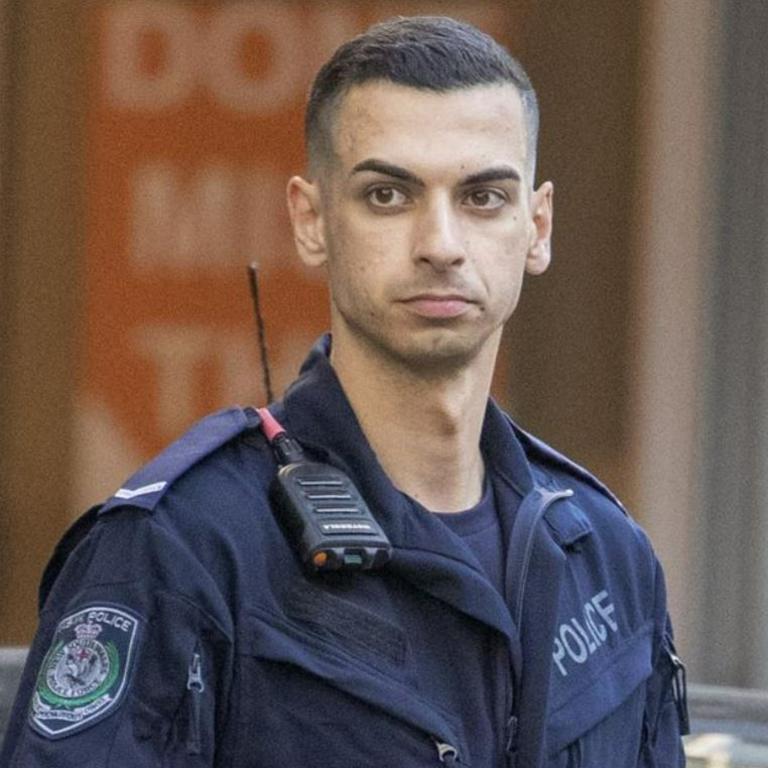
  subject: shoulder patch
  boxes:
[29,605,141,739]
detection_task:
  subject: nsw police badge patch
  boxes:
[30,605,140,738]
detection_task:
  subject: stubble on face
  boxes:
[314,82,537,378]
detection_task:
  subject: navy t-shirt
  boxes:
[435,478,507,595]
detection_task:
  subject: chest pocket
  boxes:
[233,594,468,768]
[546,621,653,767]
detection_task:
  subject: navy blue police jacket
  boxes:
[2,336,687,767]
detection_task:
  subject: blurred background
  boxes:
[0,0,766,699]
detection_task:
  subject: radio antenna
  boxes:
[247,262,274,403]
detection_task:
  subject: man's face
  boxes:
[289,81,552,373]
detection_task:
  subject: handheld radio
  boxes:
[246,264,391,573]
[258,408,392,572]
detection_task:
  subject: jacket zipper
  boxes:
[186,650,205,755]
[668,647,690,735]
[567,738,583,767]
[434,739,459,765]
[505,713,518,767]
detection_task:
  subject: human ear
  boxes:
[526,181,553,275]
[287,176,327,267]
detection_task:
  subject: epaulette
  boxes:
[509,419,628,514]
[99,406,261,516]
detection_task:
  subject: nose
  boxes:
[412,196,466,270]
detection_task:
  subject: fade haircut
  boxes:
[305,16,540,184]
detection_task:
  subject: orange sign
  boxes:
[76,1,515,506]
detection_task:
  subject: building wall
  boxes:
[695,1,768,688]
[629,0,720,681]
[0,0,87,644]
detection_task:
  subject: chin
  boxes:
[386,331,488,373]
[340,315,498,373]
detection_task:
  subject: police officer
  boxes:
[1,16,688,767]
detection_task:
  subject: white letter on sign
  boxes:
[105,2,197,110]
[206,4,304,114]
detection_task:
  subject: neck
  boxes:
[330,332,500,513]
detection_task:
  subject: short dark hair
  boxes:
[305,16,539,182]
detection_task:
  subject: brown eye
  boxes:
[465,189,506,210]
[367,186,408,208]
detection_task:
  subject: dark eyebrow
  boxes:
[351,159,424,186]
[350,159,521,187]
[461,166,521,186]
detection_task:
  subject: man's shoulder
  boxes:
[507,421,662,619]
[75,405,278,571]
[40,407,279,610]
[99,406,268,518]
[507,419,655,554]
[511,421,627,513]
